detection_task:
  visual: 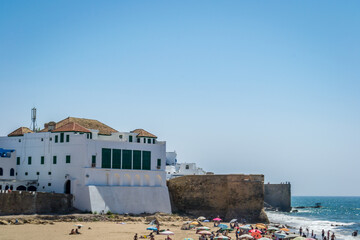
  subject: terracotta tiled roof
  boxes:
[41,117,118,135]
[8,127,33,137]
[52,122,91,133]
[131,129,157,138]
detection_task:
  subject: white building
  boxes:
[0,117,171,214]
[165,151,207,180]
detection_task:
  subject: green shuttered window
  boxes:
[17,157,20,165]
[133,150,141,170]
[66,155,71,163]
[112,149,121,169]
[53,156,57,164]
[41,156,45,164]
[142,151,151,170]
[28,156,32,165]
[157,159,161,169]
[55,135,58,143]
[129,136,133,142]
[102,148,111,168]
[66,135,70,142]
[122,150,132,169]
[60,133,64,143]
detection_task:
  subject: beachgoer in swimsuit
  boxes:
[134,233,138,240]
[69,229,75,235]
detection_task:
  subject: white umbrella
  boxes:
[239,234,254,239]
[230,219,238,223]
[160,231,175,235]
[197,216,206,221]
[74,224,84,227]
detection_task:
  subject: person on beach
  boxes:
[299,227,303,236]
[69,229,75,235]
[75,228,81,234]
[331,233,336,240]
[352,230,358,236]
[134,233,138,240]
[322,229,325,239]
[327,230,330,240]
[306,228,309,237]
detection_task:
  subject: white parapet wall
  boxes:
[76,185,171,214]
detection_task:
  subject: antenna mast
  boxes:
[31,107,37,132]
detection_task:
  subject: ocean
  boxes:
[266,196,360,240]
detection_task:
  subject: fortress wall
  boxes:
[0,191,73,215]
[264,183,291,212]
[167,174,268,223]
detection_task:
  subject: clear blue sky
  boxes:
[1,1,359,196]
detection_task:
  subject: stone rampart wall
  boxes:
[0,190,73,215]
[264,183,291,212]
[167,174,268,223]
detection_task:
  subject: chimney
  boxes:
[48,121,56,131]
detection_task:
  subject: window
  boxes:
[112,149,121,169]
[60,133,64,143]
[53,156,57,164]
[0,168,3,176]
[25,172,28,176]
[55,135,58,143]
[16,157,20,165]
[153,139,155,144]
[144,138,146,143]
[91,155,96,168]
[137,138,140,143]
[28,156,32,165]
[119,135,123,139]
[122,150,132,169]
[129,135,133,142]
[19,139,21,142]
[142,151,151,170]
[66,155,71,164]
[101,148,111,168]
[41,138,44,141]
[36,172,39,175]
[133,150,141,170]
[66,135,70,142]
[41,156,44,164]
[157,159,161,169]
[48,172,51,175]
[10,168,14,176]
[50,137,52,141]
[148,139,151,144]
[186,165,189,169]
[48,183,51,186]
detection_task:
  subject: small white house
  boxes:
[0,117,171,214]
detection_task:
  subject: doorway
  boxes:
[64,180,71,194]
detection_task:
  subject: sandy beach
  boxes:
[0,220,234,240]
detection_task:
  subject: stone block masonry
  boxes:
[167,174,269,223]
[0,191,73,215]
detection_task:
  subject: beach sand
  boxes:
[0,221,233,240]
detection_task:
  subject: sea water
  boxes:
[266,196,360,240]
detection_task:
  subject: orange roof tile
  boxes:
[52,122,91,133]
[131,129,157,138]
[8,127,33,137]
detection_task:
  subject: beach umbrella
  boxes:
[197,227,210,231]
[197,216,206,221]
[230,219,238,223]
[275,231,287,239]
[267,227,279,231]
[213,218,222,221]
[218,224,228,229]
[256,223,267,229]
[280,228,290,232]
[239,234,254,239]
[284,234,300,239]
[74,224,84,227]
[249,229,261,233]
[190,221,200,225]
[221,228,234,231]
[203,220,210,222]
[147,227,158,231]
[214,236,229,239]
[160,231,174,235]
[259,238,271,240]
[240,225,252,231]
[292,237,305,240]
[184,221,192,224]
[184,239,194,240]
[197,231,212,235]
[251,232,262,239]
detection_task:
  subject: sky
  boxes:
[0,1,359,196]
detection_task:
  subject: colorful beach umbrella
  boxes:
[267,227,279,231]
[184,238,194,240]
[197,216,206,221]
[249,229,261,233]
[292,237,305,240]
[251,232,262,239]
[259,238,271,240]
[190,221,199,225]
[256,223,267,229]
[280,228,290,232]
[197,227,210,231]
[213,218,222,221]
[160,231,174,235]
[197,231,212,235]
[214,236,229,239]
[239,234,254,239]
[240,225,252,231]
[146,227,158,231]
[230,219,238,223]
[218,224,228,229]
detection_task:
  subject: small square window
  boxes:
[119,135,123,139]
[50,137,52,141]
[48,183,51,186]
[36,172,39,175]
[19,139,21,142]
[41,138,44,141]
[25,172,28,176]
[48,172,51,175]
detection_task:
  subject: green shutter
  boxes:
[55,135,58,143]
[92,155,96,164]
[129,135,133,142]
[53,156,57,164]
[142,151,151,170]
[147,139,151,144]
[66,155,71,163]
[157,159,161,167]
[60,133,64,142]
[101,148,111,168]
[17,157,20,165]
[122,150,132,169]
[28,156,32,165]
[133,150,141,170]
[112,149,121,169]
[41,156,44,164]
[153,139,155,144]
[66,135,70,142]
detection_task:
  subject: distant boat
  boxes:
[294,202,322,209]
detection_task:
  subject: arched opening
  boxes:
[64,180,71,194]
[27,186,37,191]
[10,168,15,176]
[16,185,26,191]
[123,174,131,186]
[114,174,120,186]
[0,168,3,176]
[144,175,150,186]
[155,175,162,186]
[134,174,141,186]
[5,185,9,190]
[106,173,110,186]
